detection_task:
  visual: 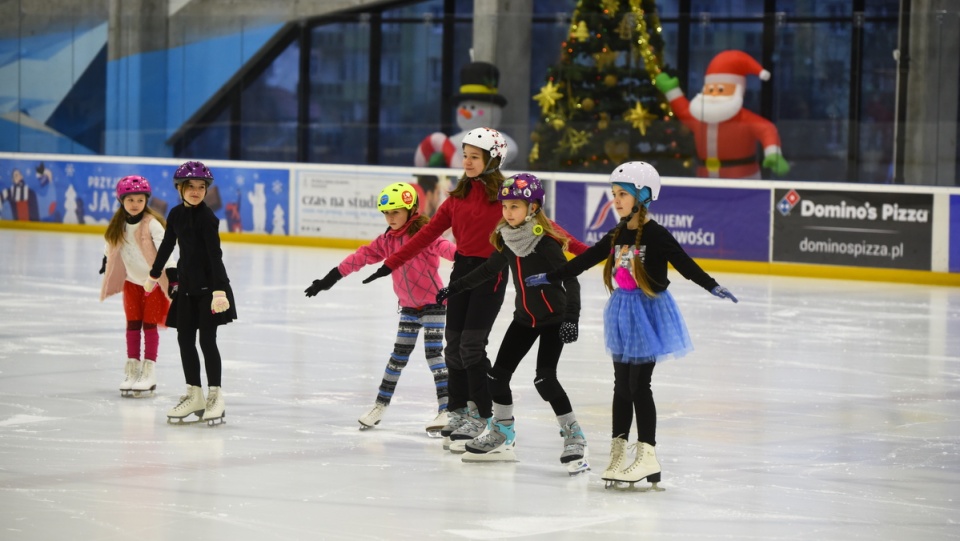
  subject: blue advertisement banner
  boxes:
[0,158,290,235]
[951,195,960,273]
[554,180,770,261]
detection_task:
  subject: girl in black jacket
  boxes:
[436,173,589,475]
[526,161,738,490]
[147,161,237,426]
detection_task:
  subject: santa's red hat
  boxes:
[704,50,771,87]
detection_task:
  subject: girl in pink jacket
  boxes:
[99,176,174,397]
[304,182,455,436]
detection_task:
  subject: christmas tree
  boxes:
[528,0,694,175]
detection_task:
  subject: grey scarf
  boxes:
[498,220,543,257]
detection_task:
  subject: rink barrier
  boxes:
[1,152,958,285]
[3,214,958,286]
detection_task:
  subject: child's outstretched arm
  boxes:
[304,268,342,297]
[435,250,507,304]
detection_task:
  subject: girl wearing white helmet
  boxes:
[363,128,590,451]
[147,161,237,426]
[526,161,738,490]
[100,175,175,398]
[304,182,455,436]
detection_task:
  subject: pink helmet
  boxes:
[116,175,152,202]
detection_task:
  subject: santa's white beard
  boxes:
[689,92,743,123]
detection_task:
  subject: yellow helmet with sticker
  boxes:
[377,182,418,212]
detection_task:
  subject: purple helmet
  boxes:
[173,161,214,185]
[498,173,545,205]
[116,175,152,201]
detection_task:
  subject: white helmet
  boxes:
[461,127,508,165]
[609,161,661,206]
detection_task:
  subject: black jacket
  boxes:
[150,202,231,296]
[548,220,718,293]
[452,235,580,328]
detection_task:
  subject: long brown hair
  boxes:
[448,149,504,203]
[104,201,166,248]
[601,206,657,297]
[405,205,429,237]
[489,204,568,252]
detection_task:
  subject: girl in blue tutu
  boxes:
[525,161,738,490]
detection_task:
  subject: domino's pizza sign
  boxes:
[772,188,933,270]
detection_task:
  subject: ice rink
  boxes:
[1,228,958,540]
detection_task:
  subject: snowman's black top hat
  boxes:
[452,61,508,107]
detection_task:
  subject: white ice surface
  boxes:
[1,229,958,540]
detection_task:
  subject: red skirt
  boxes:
[123,280,170,326]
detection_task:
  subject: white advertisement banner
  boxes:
[294,169,389,239]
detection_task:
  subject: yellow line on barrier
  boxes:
[2,221,956,285]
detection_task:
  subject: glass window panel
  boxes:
[863,0,899,17]
[770,18,850,182]
[240,38,299,163]
[181,105,231,160]
[308,22,369,164]
[857,17,898,183]
[776,0,852,18]
[378,0,446,165]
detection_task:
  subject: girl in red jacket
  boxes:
[364,128,588,451]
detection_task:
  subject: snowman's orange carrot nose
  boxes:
[458,108,473,120]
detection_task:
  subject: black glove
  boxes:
[559,321,579,344]
[99,256,106,275]
[305,268,343,297]
[435,287,451,304]
[165,268,179,298]
[437,281,466,304]
[362,264,392,284]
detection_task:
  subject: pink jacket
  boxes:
[100,214,169,301]
[339,222,456,308]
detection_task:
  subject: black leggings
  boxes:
[611,362,656,445]
[175,293,223,387]
[443,254,506,418]
[487,321,572,416]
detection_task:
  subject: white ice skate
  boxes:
[602,437,628,489]
[560,420,590,476]
[615,442,664,492]
[448,413,486,454]
[202,386,226,426]
[130,360,156,397]
[425,410,448,438]
[440,407,468,450]
[119,359,141,397]
[358,402,386,430]
[462,419,517,463]
[167,385,205,424]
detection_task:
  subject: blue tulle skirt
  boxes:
[604,288,693,364]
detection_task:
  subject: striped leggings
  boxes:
[374,304,448,411]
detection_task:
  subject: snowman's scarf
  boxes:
[497,220,543,257]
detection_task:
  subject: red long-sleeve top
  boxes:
[385,178,588,270]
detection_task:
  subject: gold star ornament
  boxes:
[534,80,563,113]
[623,102,657,135]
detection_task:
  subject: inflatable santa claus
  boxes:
[655,50,790,179]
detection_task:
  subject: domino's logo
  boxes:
[777,189,801,216]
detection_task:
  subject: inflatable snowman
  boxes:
[415,61,517,169]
